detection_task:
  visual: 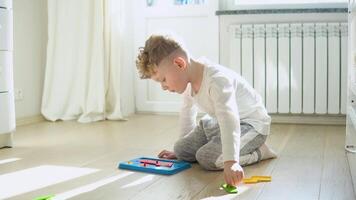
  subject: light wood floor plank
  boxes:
[257,125,328,200]
[0,115,353,200]
[319,126,355,200]
[347,152,356,198]
[192,124,293,200]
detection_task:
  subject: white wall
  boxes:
[13,0,47,119]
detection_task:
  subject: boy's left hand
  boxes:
[223,161,244,186]
[158,149,177,159]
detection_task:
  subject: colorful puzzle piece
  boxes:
[242,178,259,184]
[251,176,272,182]
[220,183,238,194]
[220,175,272,194]
[243,176,272,184]
[33,195,54,200]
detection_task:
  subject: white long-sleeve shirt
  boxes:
[180,58,271,162]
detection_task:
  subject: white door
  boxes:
[133,0,219,113]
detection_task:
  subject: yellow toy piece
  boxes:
[243,176,272,184]
[242,178,259,184]
[251,176,271,182]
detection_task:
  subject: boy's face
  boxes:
[151,56,189,94]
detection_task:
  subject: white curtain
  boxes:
[42,0,124,123]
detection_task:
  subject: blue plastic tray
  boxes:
[118,157,191,175]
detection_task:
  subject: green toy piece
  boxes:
[220,183,238,194]
[33,195,55,200]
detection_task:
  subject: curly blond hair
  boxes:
[136,35,184,79]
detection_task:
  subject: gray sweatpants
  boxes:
[174,115,267,170]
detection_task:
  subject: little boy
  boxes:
[136,35,276,186]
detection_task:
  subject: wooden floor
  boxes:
[0,114,355,200]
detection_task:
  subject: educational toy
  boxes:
[118,157,191,175]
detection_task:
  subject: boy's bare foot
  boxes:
[259,143,277,160]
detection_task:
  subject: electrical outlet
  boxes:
[14,88,23,101]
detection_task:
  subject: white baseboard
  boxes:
[270,114,346,125]
[136,112,346,125]
[0,132,13,148]
[16,115,46,127]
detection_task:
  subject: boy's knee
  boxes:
[195,148,221,171]
[173,139,196,162]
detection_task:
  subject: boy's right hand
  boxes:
[224,161,244,186]
[158,150,177,159]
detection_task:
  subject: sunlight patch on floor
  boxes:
[201,185,251,200]
[201,194,239,200]
[0,157,21,165]
[0,165,98,199]
[121,174,155,189]
[235,185,251,195]
[53,172,134,200]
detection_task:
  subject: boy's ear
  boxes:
[173,57,187,70]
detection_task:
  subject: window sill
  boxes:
[217,2,348,15]
[216,8,347,15]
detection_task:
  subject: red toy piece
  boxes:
[140,159,173,167]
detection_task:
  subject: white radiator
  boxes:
[229,23,348,114]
